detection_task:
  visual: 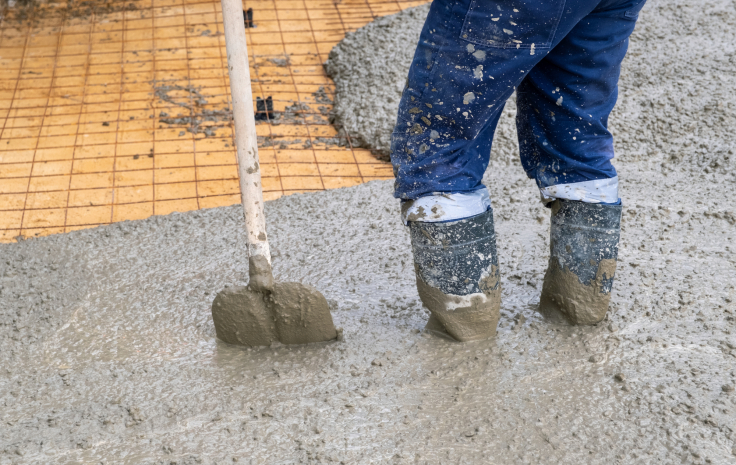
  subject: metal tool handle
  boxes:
[221,0,271,268]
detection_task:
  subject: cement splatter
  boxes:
[539,258,618,325]
[266,56,291,68]
[153,83,232,138]
[0,0,139,24]
[416,271,501,342]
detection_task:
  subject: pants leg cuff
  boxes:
[401,188,491,225]
[539,176,619,205]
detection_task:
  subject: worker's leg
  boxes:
[514,0,646,324]
[410,208,501,341]
[392,0,565,212]
[516,0,646,203]
[393,0,604,340]
[394,0,647,337]
[391,0,642,211]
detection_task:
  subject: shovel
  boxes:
[211,0,337,346]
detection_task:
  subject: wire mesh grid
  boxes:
[0,0,423,242]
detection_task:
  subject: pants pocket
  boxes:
[461,0,566,50]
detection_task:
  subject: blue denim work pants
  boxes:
[392,0,647,223]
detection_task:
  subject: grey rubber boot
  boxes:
[409,208,501,342]
[539,199,622,325]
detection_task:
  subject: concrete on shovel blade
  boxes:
[211,282,337,347]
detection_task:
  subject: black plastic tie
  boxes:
[255,96,273,121]
[243,8,254,28]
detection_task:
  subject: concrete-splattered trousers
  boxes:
[392,0,647,223]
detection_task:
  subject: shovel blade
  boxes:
[212,285,277,347]
[271,282,337,345]
[211,282,337,347]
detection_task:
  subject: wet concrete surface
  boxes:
[1,167,735,463]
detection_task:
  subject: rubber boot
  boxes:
[539,199,622,325]
[409,208,501,342]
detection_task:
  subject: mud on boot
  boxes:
[409,208,501,342]
[539,199,622,325]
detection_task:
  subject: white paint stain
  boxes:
[463,92,476,104]
[530,43,536,55]
[474,65,483,80]
[556,96,563,106]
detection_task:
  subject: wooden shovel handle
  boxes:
[220,0,271,267]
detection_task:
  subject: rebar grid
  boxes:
[0,0,421,242]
